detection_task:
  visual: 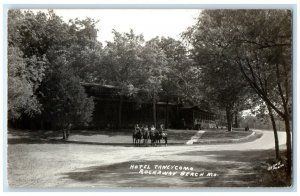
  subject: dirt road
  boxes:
[7,130,287,188]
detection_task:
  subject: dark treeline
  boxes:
[8,10,292,182]
[8,10,198,131]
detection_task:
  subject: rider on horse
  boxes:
[133,124,142,146]
[142,124,150,146]
[150,125,156,146]
[159,124,168,146]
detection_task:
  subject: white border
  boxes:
[1,0,299,195]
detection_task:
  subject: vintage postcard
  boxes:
[6,7,294,190]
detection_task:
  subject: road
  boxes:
[7,130,287,188]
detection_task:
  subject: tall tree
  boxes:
[156,37,201,102]
[140,38,168,127]
[101,29,144,129]
[185,10,292,182]
[38,54,94,132]
[156,37,204,128]
[8,10,99,132]
[232,10,292,181]
[67,18,103,82]
[7,46,45,120]
[184,10,250,132]
[8,10,46,121]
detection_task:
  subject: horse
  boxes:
[157,124,168,146]
[154,129,162,146]
[142,128,150,146]
[161,132,168,146]
[133,126,142,146]
[149,129,156,146]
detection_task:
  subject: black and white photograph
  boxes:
[5,6,294,190]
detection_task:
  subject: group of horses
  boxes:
[132,125,168,147]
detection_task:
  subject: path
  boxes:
[186,130,206,145]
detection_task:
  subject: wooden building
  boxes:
[83,83,217,129]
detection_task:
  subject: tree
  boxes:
[184,10,250,132]
[38,55,94,134]
[140,38,168,127]
[8,10,46,121]
[157,37,188,127]
[67,18,103,82]
[7,46,45,120]
[8,10,99,132]
[9,10,102,83]
[101,29,144,129]
[156,37,201,101]
[232,10,292,181]
[249,99,281,159]
[185,10,292,182]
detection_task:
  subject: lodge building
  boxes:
[83,83,217,130]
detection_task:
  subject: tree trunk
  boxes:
[165,101,169,129]
[153,93,157,127]
[62,130,67,140]
[284,114,292,184]
[118,95,123,130]
[267,105,280,160]
[66,128,70,139]
[176,98,180,128]
[234,111,238,128]
[40,119,44,130]
[226,108,232,132]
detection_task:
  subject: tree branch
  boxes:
[275,63,287,107]
[236,57,285,118]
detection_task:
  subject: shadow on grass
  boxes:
[8,128,132,137]
[61,149,290,187]
[7,128,195,145]
[61,161,176,187]
[8,138,68,145]
[7,129,132,145]
[72,129,133,137]
[178,149,279,163]
[65,141,183,147]
[61,161,227,187]
[8,136,182,146]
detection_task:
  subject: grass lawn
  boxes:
[8,128,259,146]
[70,129,200,144]
[201,129,253,139]
[8,128,199,145]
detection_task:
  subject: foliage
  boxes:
[8,46,44,120]
[155,37,202,102]
[232,10,292,120]
[184,10,252,131]
[38,55,94,129]
[8,10,47,120]
[8,9,99,129]
[185,9,292,178]
[140,38,168,96]
[232,10,292,173]
[101,29,144,96]
[66,18,103,82]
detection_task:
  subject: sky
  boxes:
[50,9,201,44]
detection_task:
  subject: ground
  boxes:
[7,129,289,188]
